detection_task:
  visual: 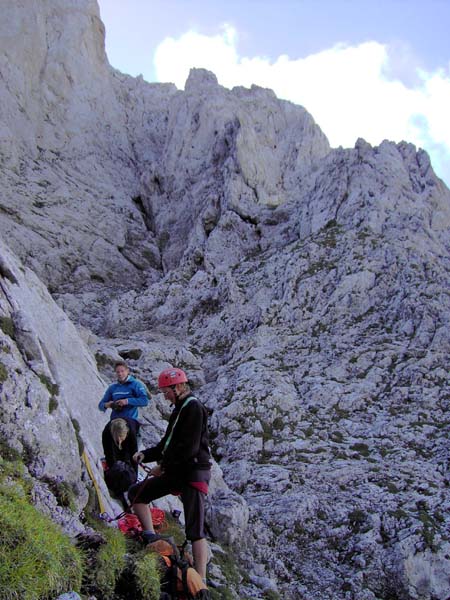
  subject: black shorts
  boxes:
[128,474,209,541]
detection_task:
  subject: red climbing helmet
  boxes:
[157,368,188,388]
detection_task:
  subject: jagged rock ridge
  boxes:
[1,2,450,599]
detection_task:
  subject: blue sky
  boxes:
[97,0,450,187]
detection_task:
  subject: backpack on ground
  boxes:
[117,508,166,538]
[104,460,137,495]
[147,539,211,600]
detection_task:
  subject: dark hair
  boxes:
[114,360,129,370]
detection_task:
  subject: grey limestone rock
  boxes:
[0,2,450,599]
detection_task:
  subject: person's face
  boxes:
[160,386,176,404]
[115,365,129,383]
[113,433,127,448]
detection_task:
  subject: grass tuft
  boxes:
[134,552,161,599]
[71,418,84,456]
[0,362,8,383]
[93,524,127,598]
[0,316,15,339]
[38,373,59,397]
[0,459,83,600]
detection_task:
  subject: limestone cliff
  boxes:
[1,2,449,599]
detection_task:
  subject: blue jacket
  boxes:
[98,375,149,421]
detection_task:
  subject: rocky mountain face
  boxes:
[1,1,450,599]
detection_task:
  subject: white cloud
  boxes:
[153,25,450,187]
[154,25,238,88]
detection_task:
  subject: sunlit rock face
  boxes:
[1,2,450,599]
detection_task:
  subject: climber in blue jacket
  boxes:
[98,360,150,436]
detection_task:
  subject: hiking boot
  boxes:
[141,530,167,545]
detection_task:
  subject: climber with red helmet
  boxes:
[129,367,211,581]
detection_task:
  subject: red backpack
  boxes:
[117,508,166,538]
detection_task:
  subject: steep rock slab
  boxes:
[0,237,116,531]
[139,68,330,274]
[0,0,164,290]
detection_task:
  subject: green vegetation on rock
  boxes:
[0,316,15,339]
[93,525,128,599]
[0,458,83,600]
[134,552,161,599]
[0,362,8,383]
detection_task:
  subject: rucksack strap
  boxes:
[162,396,197,455]
[181,563,190,597]
[179,538,189,559]
[170,562,178,598]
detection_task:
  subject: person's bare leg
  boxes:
[192,538,208,580]
[133,503,154,532]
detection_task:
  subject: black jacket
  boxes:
[102,417,138,473]
[142,395,211,481]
